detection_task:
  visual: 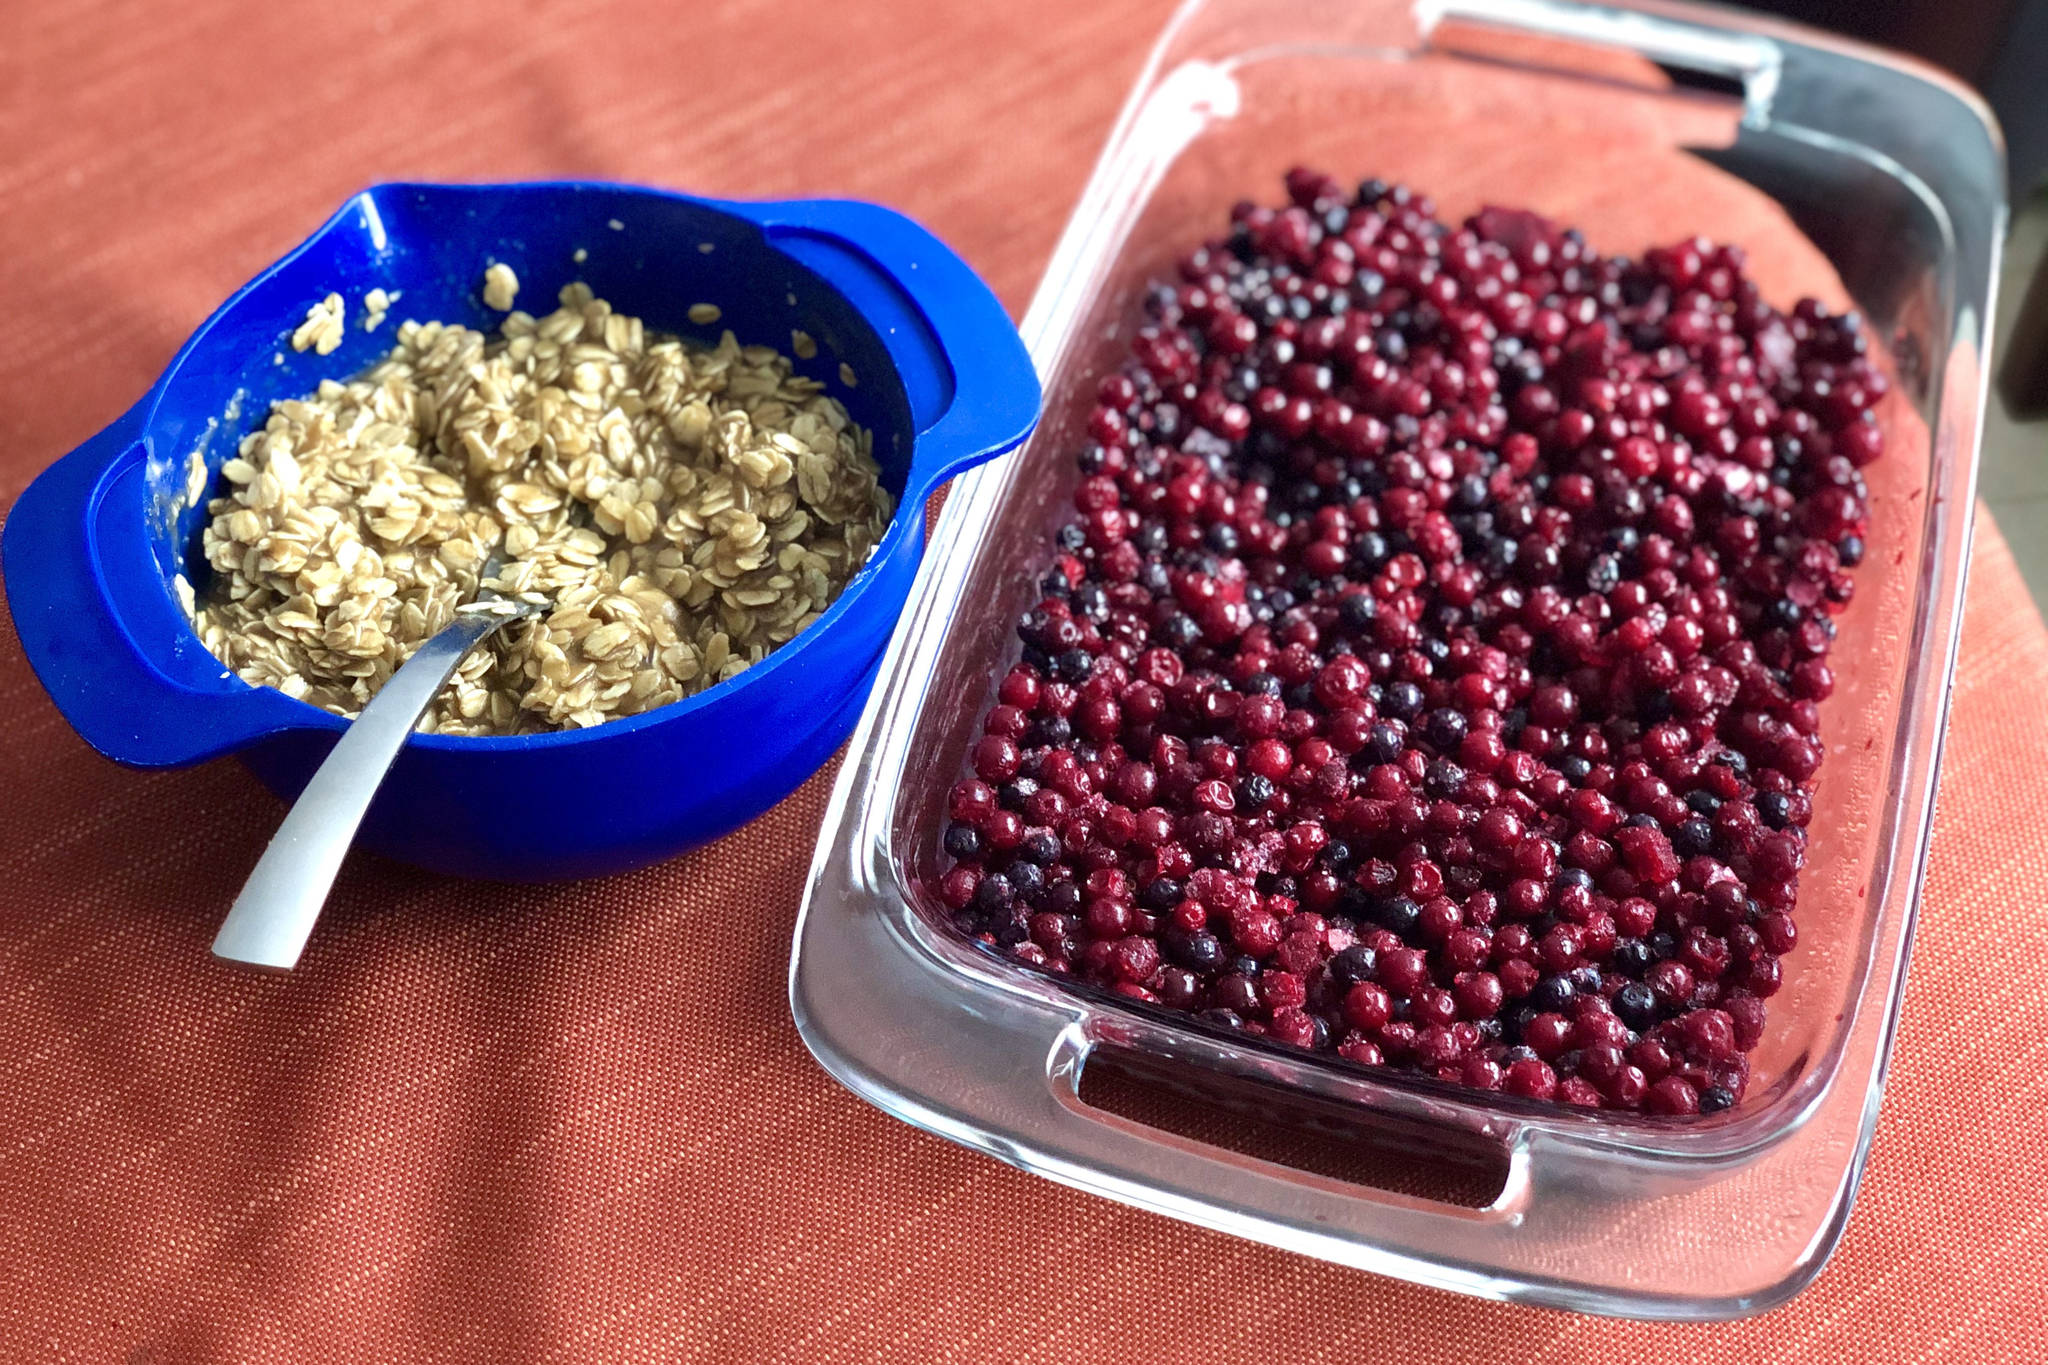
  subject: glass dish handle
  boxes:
[1416,0,1783,123]
[976,1000,1817,1316]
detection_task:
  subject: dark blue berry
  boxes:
[1611,938,1652,974]
[1674,818,1715,856]
[1376,896,1422,938]
[1141,876,1184,910]
[1530,975,1575,1011]
[1329,944,1378,985]
[972,874,1015,915]
[1614,981,1660,1030]
[1338,591,1377,632]
[1363,723,1405,766]
[1757,791,1792,828]
[1384,681,1424,720]
[1007,861,1044,897]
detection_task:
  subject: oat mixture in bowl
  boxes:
[1,180,1039,877]
[194,270,891,735]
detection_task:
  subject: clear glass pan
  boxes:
[794,0,2002,1319]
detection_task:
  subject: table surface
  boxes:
[1,0,2045,1360]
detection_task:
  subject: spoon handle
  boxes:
[211,606,522,972]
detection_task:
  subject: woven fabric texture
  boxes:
[1,0,2043,1359]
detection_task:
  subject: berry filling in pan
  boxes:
[937,168,1883,1115]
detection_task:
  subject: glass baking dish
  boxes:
[792,0,2002,1319]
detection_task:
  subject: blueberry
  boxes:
[1019,829,1061,865]
[972,874,1015,915]
[1425,709,1468,750]
[1611,938,1653,975]
[1424,759,1466,798]
[1329,944,1379,985]
[1160,615,1202,650]
[1007,861,1044,898]
[1140,877,1184,910]
[1674,818,1715,856]
[1026,715,1072,748]
[1757,791,1792,828]
[1384,681,1424,720]
[1530,975,1575,1011]
[1166,928,1224,971]
[1376,896,1423,938]
[1613,981,1660,1030]
[1363,723,1405,765]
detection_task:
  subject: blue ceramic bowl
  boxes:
[1,181,1038,880]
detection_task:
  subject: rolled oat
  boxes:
[191,276,891,735]
[290,293,346,356]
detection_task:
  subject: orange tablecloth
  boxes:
[2,0,2045,1359]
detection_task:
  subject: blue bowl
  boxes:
[1,181,1039,880]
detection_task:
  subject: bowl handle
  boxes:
[2,400,313,768]
[729,198,1041,500]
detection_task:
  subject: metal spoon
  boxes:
[210,586,543,971]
